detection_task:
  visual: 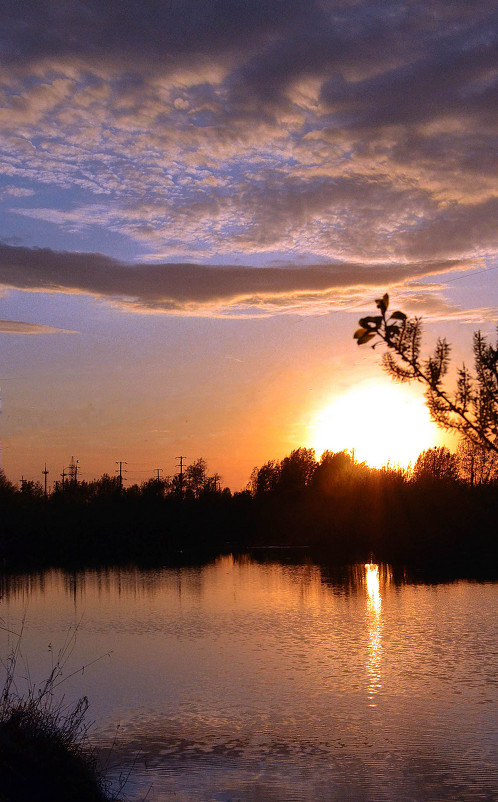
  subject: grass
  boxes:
[0,620,121,802]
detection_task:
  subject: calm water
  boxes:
[1,557,497,801]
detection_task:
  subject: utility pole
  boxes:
[61,467,67,489]
[115,460,127,490]
[153,467,163,481]
[176,455,185,499]
[20,475,25,491]
[42,463,49,498]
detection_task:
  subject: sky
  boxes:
[0,0,496,488]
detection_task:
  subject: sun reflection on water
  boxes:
[365,563,383,707]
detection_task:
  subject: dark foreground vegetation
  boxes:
[1,444,497,576]
[0,650,116,802]
[0,701,113,802]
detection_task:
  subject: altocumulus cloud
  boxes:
[0,1,496,281]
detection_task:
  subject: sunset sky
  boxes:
[0,0,496,488]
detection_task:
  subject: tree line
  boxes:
[248,441,498,492]
[5,458,226,501]
[0,442,496,575]
[4,437,498,505]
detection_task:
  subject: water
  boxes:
[1,557,497,801]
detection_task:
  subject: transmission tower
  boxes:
[68,456,79,486]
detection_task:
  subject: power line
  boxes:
[443,263,498,285]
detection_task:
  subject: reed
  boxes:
[0,621,119,802]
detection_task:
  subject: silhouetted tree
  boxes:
[177,458,224,498]
[88,473,122,498]
[457,439,498,485]
[184,458,208,498]
[412,446,458,482]
[278,448,317,492]
[0,470,16,498]
[203,472,222,494]
[311,450,354,491]
[19,479,44,498]
[354,294,498,453]
[248,460,281,495]
[140,476,169,498]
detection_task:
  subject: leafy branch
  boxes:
[354,293,498,454]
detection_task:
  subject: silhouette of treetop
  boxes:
[354,293,498,454]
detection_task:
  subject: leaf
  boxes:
[375,293,389,314]
[390,311,407,321]
[357,332,376,345]
[354,327,368,339]
[359,315,382,328]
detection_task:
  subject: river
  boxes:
[0,556,496,801]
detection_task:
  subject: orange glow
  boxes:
[311,380,439,468]
[365,563,381,615]
[365,563,382,706]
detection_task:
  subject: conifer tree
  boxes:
[354,294,498,453]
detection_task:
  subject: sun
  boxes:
[311,380,439,468]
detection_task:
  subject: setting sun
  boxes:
[312,380,439,468]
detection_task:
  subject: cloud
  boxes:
[0,186,35,198]
[0,1,314,72]
[389,284,498,323]
[0,242,483,318]
[11,174,496,264]
[0,318,75,335]
[320,25,497,130]
[0,1,495,272]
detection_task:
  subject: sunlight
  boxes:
[311,380,439,468]
[365,563,382,706]
[365,563,381,616]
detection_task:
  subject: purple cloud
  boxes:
[0,242,482,317]
[0,1,495,276]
